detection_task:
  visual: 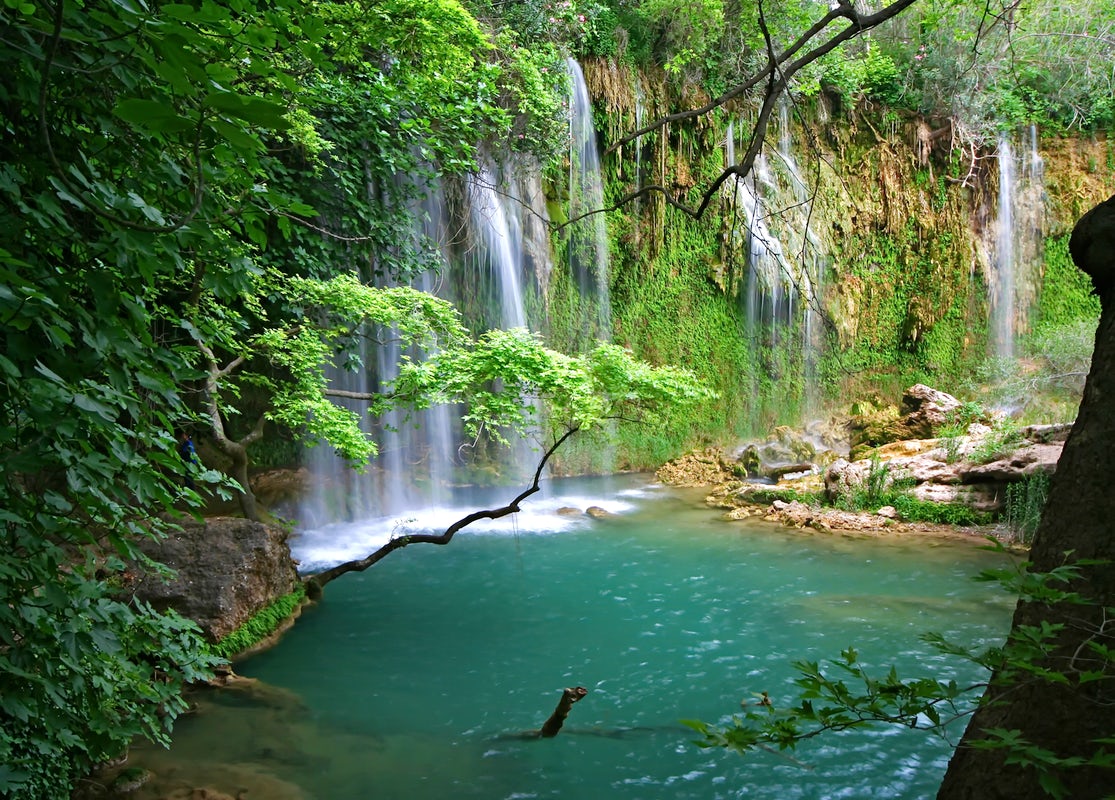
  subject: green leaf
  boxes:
[206,91,291,130]
[113,99,195,133]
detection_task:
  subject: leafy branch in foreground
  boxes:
[305,329,715,593]
[685,546,1115,799]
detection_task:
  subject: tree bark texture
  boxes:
[937,195,1115,799]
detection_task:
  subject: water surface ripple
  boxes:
[137,476,1014,800]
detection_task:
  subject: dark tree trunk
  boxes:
[937,196,1115,799]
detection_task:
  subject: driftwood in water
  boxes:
[539,686,588,737]
[499,686,589,741]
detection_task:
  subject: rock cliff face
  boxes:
[134,517,300,643]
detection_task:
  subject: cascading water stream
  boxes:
[467,160,528,331]
[991,126,1046,361]
[299,159,549,532]
[725,110,827,425]
[993,134,1017,360]
[566,57,612,346]
[298,184,458,528]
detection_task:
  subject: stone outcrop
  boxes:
[657,384,1067,531]
[134,517,300,643]
[848,384,964,456]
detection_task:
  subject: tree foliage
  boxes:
[0,0,712,792]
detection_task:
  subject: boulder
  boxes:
[848,384,961,454]
[655,447,734,486]
[134,517,300,643]
[958,442,1062,483]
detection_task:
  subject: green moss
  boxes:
[1032,234,1101,332]
[211,584,307,660]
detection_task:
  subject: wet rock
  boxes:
[556,506,582,516]
[110,768,154,794]
[586,506,615,519]
[134,517,300,643]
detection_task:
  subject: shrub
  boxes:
[1003,472,1051,544]
[891,495,991,526]
[970,420,1024,464]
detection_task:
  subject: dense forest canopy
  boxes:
[0,0,1112,797]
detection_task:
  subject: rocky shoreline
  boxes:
[655,384,1066,543]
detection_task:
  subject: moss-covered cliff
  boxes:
[544,58,1113,470]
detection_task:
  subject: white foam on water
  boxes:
[291,486,646,572]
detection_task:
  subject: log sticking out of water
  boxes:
[539,686,588,737]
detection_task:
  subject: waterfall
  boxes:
[991,126,1045,361]
[725,109,828,424]
[774,103,825,416]
[566,57,612,345]
[993,134,1016,360]
[298,185,458,526]
[467,160,528,331]
[726,121,792,335]
[299,159,549,528]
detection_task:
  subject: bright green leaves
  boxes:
[392,327,713,447]
[253,275,467,464]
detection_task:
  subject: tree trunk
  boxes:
[227,445,259,522]
[937,196,1115,799]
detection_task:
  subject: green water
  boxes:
[133,477,1015,799]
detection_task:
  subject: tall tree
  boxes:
[934,196,1115,799]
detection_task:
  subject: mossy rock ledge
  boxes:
[133,517,301,647]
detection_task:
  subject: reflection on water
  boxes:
[114,477,1014,800]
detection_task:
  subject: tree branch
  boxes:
[304,425,581,594]
[574,0,918,224]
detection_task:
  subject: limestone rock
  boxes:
[135,517,300,643]
[655,447,733,486]
[959,443,1062,483]
[849,384,962,454]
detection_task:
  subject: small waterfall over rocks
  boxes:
[723,109,827,421]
